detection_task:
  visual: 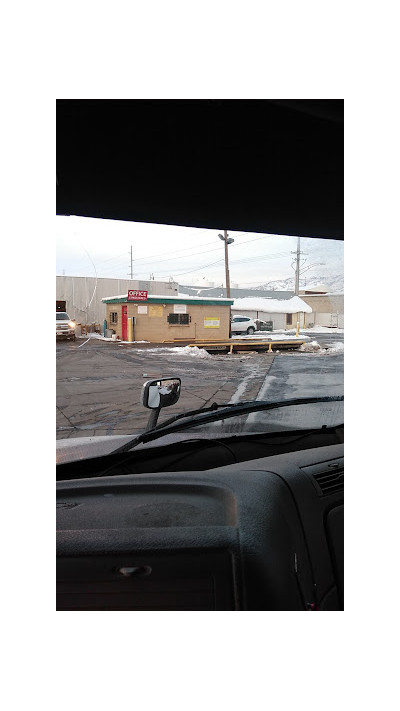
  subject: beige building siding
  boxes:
[305,312,344,328]
[106,302,231,342]
[300,294,344,313]
[300,294,344,328]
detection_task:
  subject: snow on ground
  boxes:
[298,340,344,355]
[272,326,344,334]
[325,341,344,353]
[180,345,213,358]
[75,331,343,356]
[76,333,111,340]
[76,333,149,343]
[299,341,322,352]
[302,325,344,334]
[232,333,311,341]
[161,346,213,358]
[130,346,213,358]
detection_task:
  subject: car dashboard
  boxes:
[57,442,344,611]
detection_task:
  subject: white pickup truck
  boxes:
[56,312,76,341]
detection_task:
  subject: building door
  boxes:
[122,305,128,340]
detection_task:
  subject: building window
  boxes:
[110,312,118,324]
[286,313,293,325]
[167,313,190,325]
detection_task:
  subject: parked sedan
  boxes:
[231,315,257,335]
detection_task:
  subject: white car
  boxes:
[56,312,76,341]
[230,315,257,335]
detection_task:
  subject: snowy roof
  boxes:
[232,296,312,313]
[102,293,233,304]
[300,284,329,293]
[300,292,344,297]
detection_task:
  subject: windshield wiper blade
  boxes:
[108,396,344,456]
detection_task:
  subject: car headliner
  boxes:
[56,100,343,241]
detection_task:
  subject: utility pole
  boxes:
[294,237,301,295]
[291,237,325,294]
[218,230,234,298]
[130,246,133,279]
[293,236,301,334]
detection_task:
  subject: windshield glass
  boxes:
[56,219,343,440]
[172,400,344,436]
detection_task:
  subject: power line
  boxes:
[154,258,226,279]
[96,251,130,264]
[97,262,132,276]
[130,237,221,263]
[67,233,293,282]
[122,231,265,265]
[140,251,292,280]
[127,233,281,270]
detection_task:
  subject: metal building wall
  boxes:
[56,276,178,325]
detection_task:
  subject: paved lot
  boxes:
[56,336,344,439]
[56,339,275,438]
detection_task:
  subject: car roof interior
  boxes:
[56,99,343,241]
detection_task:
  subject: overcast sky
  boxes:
[56,215,343,288]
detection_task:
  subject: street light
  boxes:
[218,231,234,297]
[219,233,234,245]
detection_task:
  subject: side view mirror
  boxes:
[141,378,181,430]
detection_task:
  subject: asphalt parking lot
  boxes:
[56,336,344,439]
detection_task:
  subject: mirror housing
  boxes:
[141,378,181,410]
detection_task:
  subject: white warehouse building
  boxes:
[56,276,179,325]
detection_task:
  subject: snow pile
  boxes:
[297,340,344,355]
[325,341,344,353]
[298,341,322,352]
[179,346,213,358]
[137,345,213,358]
[232,296,312,314]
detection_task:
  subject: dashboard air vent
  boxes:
[313,467,344,495]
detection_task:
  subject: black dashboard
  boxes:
[57,442,344,611]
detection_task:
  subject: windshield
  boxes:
[175,400,344,436]
[56,220,343,441]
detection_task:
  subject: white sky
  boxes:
[56,215,344,288]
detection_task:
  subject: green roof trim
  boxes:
[103,296,234,306]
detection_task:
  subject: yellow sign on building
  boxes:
[204,317,220,328]
[149,305,163,318]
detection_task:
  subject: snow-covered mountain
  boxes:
[247,274,344,293]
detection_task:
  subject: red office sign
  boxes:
[127,290,148,301]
